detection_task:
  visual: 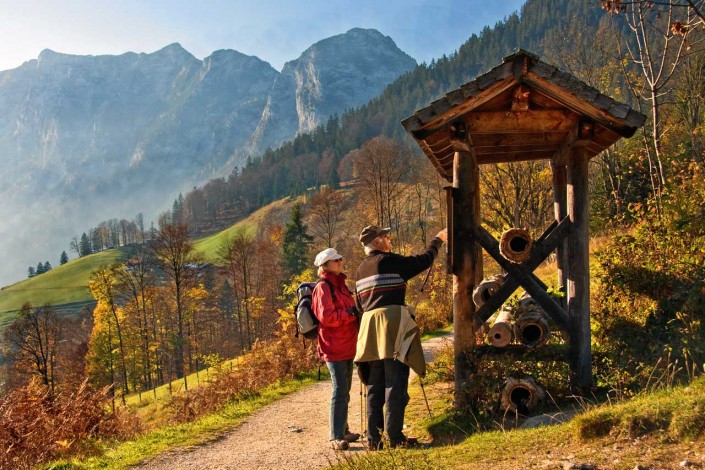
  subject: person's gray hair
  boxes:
[363,243,376,255]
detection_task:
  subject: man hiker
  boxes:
[353,224,447,450]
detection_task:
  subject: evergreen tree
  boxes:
[44,261,52,272]
[282,203,313,276]
[79,233,92,257]
[36,262,45,275]
[327,155,341,189]
[28,266,35,278]
[60,251,69,265]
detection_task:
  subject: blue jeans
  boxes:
[326,359,353,440]
[366,358,410,447]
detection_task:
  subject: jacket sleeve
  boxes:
[312,282,355,327]
[391,237,444,281]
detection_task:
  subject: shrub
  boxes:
[0,380,139,469]
[592,168,705,392]
[164,333,319,424]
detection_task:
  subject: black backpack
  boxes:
[294,278,335,340]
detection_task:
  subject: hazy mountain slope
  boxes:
[0,29,414,286]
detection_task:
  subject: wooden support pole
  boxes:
[451,123,482,410]
[551,161,568,309]
[567,145,592,389]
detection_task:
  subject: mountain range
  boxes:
[0,28,416,286]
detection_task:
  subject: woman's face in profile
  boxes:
[324,258,344,274]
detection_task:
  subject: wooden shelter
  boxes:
[402,50,645,405]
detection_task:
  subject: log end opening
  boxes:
[499,228,534,264]
[501,376,545,414]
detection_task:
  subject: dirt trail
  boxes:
[135,335,451,470]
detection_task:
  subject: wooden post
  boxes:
[551,161,568,308]
[567,145,592,389]
[450,123,483,409]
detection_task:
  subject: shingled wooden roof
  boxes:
[401,50,646,181]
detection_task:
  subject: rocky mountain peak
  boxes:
[248,27,416,155]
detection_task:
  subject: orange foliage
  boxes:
[0,380,140,469]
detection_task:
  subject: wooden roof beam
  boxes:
[465,109,579,134]
[477,151,556,165]
[524,72,637,138]
[410,76,518,140]
[472,132,568,148]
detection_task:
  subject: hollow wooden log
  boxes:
[501,375,545,414]
[499,228,533,263]
[514,308,551,349]
[472,274,505,308]
[488,306,513,347]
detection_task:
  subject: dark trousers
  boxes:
[366,358,410,447]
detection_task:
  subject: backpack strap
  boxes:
[318,278,337,303]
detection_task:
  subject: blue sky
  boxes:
[0,0,525,72]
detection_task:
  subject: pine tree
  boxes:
[28,266,35,278]
[36,262,45,275]
[79,233,92,257]
[282,203,313,276]
[44,261,52,272]
[60,251,69,265]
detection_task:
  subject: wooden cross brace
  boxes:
[473,216,572,330]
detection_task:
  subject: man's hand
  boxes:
[435,228,448,243]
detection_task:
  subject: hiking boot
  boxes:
[367,440,383,451]
[344,432,360,443]
[331,439,349,450]
[390,436,419,448]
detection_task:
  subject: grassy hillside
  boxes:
[194,196,297,261]
[0,247,131,329]
[0,197,299,331]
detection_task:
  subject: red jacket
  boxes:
[312,271,359,362]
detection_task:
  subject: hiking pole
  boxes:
[419,377,433,419]
[359,381,364,439]
[420,262,434,294]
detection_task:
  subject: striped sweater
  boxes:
[354,237,443,313]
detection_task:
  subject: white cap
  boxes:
[314,248,343,266]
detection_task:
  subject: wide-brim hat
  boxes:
[314,247,343,266]
[359,225,391,245]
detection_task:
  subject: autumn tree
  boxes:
[602,0,700,198]
[150,223,201,389]
[353,136,410,230]
[3,303,61,397]
[305,187,351,248]
[88,265,130,402]
[112,248,158,393]
[218,228,258,350]
[481,161,554,234]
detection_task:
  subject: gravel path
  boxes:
[135,334,452,470]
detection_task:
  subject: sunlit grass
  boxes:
[0,246,131,316]
[335,364,705,469]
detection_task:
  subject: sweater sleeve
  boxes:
[392,237,444,281]
[312,282,355,327]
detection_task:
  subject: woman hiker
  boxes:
[311,247,361,450]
